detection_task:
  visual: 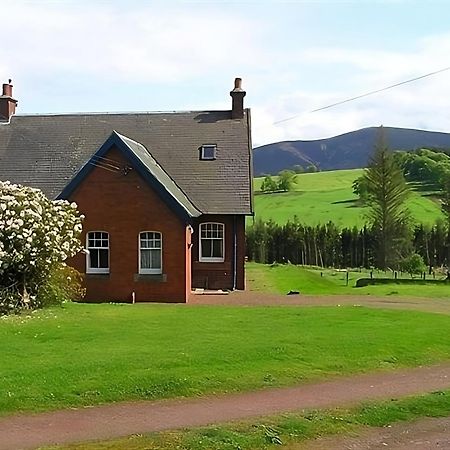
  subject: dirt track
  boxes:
[189,290,450,315]
[1,364,450,449]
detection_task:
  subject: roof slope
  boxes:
[0,110,252,214]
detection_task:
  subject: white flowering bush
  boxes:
[0,181,84,314]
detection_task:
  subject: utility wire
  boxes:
[273,66,450,125]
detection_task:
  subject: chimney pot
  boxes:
[230,77,246,119]
[2,83,12,97]
[0,80,18,121]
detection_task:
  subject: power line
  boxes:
[273,66,450,125]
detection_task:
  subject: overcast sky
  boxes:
[2,0,450,146]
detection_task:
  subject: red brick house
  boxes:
[0,79,253,302]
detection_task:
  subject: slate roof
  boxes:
[0,110,253,215]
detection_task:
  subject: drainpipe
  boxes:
[233,215,237,290]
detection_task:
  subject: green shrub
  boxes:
[37,264,85,307]
[400,253,427,277]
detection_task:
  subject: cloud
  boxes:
[252,32,450,145]
[3,2,450,147]
[2,2,263,83]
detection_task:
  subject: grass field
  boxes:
[246,262,450,297]
[252,169,444,227]
[2,302,450,416]
[49,390,450,449]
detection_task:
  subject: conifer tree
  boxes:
[363,128,411,269]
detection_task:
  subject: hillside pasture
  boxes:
[253,169,444,227]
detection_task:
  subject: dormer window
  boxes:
[200,144,217,160]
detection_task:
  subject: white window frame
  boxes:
[199,222,225,263]
[200,144,217,160]
[139,231,163,275]
[86,231,109,274]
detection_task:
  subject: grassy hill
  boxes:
[252,169,444,228]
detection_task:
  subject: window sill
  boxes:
[86,268,110,275]
[134,273,167,283]
[86,273,110,279]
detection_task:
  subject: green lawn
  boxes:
[253,169,444,227]
[246,262,450,297]
[2,302,450,416]
[49,390,450,449]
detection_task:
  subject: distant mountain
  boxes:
[253,126,450,176]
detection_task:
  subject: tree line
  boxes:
[394,148,450,187]
[246,219,449,272]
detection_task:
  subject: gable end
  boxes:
[57,131,201,223]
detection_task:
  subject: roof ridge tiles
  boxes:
[12,110,230,118]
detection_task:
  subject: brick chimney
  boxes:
[230,77,246,119]
[0,80,18,122]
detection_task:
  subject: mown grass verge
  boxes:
[246,262,450,297]
[47,390,450,449]
[2,303,450,415]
